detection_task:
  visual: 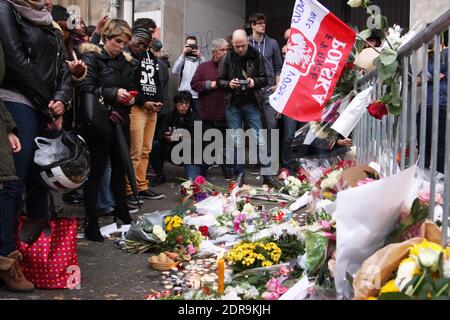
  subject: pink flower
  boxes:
[262,291,279,300]
[357,178,375,186]
[194,176,206,186]
[186,244,196,255]
[279,266,290,276]
[418,190,443,205]
[267,278,281,292]
[320,220,332,229]
[323,231,336,241]
[275,285,289,295]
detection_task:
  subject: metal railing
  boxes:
[354,9,450,246]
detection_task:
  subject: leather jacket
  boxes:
[78,43,136,124]
[217,45,268,108]
[0,1,71,121]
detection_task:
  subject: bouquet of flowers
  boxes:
[386,190,443,244]
[374,240,450,300]
[225,242,282,272]
[279,176,311,198]
[161,215,203,255]
[179,176,223,202]
[269,220,305,261]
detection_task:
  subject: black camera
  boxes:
[185,44,199,57]
[238,79,250,92]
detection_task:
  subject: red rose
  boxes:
[346,62,355,70]
[199,226,209,237]
[368,101,388,120]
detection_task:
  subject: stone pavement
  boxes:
[0,164,269,300]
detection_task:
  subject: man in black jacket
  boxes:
[217,29,281,188]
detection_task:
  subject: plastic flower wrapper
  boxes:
[334,165,417,299]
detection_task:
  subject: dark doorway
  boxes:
[246,0,411,46]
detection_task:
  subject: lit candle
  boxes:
[217,258,225,294]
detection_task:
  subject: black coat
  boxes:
[0,1,71,121]
[78,43,137,124]
[0,41,17,182]
[217,45,268,108]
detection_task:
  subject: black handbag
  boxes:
[79,91,113,137]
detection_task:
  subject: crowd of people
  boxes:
[0,0,309,293]
[0,0,447,296]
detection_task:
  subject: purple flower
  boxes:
[194,192,208,202]
[186,244,196,255]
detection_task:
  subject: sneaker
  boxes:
[127,195,144,206]
[150,174,166,187]
[138,189,165,200]
[128,206,139,214]
[62,191,84,206]
[250,165,261,175]
[263,176,283,189]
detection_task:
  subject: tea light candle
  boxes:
[217,258,225,294]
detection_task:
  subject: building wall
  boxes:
[410,0,450,28]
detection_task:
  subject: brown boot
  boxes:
[0,251,34,293]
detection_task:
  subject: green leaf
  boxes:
[378,292,412,300]
[358,29,373,40]
[378,61,399,81]
[380,48,398,66]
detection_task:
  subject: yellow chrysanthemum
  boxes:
[262,261,273,267]
[379,279,399,294]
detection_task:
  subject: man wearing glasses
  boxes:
[217,30,282,188]
[247,13,284,177]
[125,23,165,205]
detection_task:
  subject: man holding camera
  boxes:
[172,36,205,115]
[217,30,281,188]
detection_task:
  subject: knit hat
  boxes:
[51,5,69,22]
[151,39,163,52]
[132,27,151,41]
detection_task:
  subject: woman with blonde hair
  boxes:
[78,19,137,241]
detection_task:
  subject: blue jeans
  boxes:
[282,116,299,170]
[225,103,272,176]
[184,164,202,181]
[0,102,49,256]
[97,159,115,213]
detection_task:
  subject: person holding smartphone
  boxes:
[172,36,205,115]
[125,23,165,205]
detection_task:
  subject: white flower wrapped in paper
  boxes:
[152,225,167,242]
[294,179,303,187]
[443,259,450,279]
[417,247,441,272]
[394,258,418,291]
[320,169,343,190]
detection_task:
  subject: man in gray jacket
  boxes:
[248,13,283,176]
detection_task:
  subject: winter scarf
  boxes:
[6,0,52,26]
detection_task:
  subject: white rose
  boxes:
[242,203,255,216]
[287,176,296,183]
[152,225,167,242]
[395,260,416,291]
[418,247,441,271]
[181,181,192,189]
[289,186,300,197]
[443,259,450,279]
[347,0,363,7]
[294,179,303,187]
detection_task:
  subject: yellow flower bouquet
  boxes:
[225,242,282,273]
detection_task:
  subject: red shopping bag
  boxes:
[16,216,80,289]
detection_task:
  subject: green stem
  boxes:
[436,283,449,297]
[411,269,427,296]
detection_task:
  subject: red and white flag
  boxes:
[270,0,356,122]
